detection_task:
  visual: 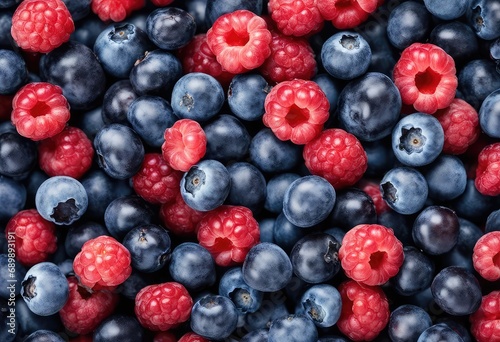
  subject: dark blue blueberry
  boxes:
[203,114,251,162]
[491,37,500,60]
[127,95,177,147]
[391,246,435,296]
[180,159,231,211]
[40,41,107,110]
[338,72,402,141]
[190,294,239,340]
[362,138,396,177]
[328,187,377,231]
[249,128,302,174]
[388,304,432,342]
[122,224,171,273]
[430,21,479,66]
[1,298,16,342]
[0,0,20,8]
[129,49,183,96]
[205,0,263,27]
[312,73,342,114]
[146,7,196,50]
[440,218,483,271]
[62,0,91,21]
[290,233,341,284]
[93,314,144,342]
[268,314,318,342]
[228,73,270,122]
[0,131,37,180]
[15,297,63,338]
[0,49,27,95]
[450,178,499,224]
[273,212,310,253]
[0,254,26,299]
[182,0,209,32]
[438,318,473,342]
[412,206,459,255]
[117,270,151,301]
[467,0,500,40]
[94,123,145,180]
[486,209,500,232]
[56,259,73,277]
[20,262,69,316]
[458,59,500,110]
[264,173,300,214]
[244,294,289,331]
[168,242,216,292]
[380,167,428,215]
[479,88,500,138]
[0,10,13,49]
[101,80,138,125]
[71,14,108,48]
[258,217,275,243]
[423,155,467,202]
[242,242,293,292]
[318,336,349,342]
[299,284,341,328]
[240,329,269,342]
[78,107,106,141]
[35,176,88,225]
[387,1,432,50]
[0,176,26,222]
[104,195,155,240]
[321,31,372,80]
[226,162,266,213]
[219,267,263,313]
[377,209,413,246]
[171,72,225,122]
[23,330,65,342]
[424,0,468,20]
[323,227,345,245]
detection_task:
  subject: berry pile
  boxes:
[1,0,500,341]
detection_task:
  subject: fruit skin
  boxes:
[24,330,65,342]
[146,7,196,50]
[328,187,377,231]
[268,314,318,342]
[226,162,267,213]
[0,176,27,223]
[218,267,263,313]
[267,0,323,37]
[104,195,155,240]
[91,0,145,22]
[458,59,500,110]
[101,79,138,125]
[424,155,467,201]
[159,193,205,237]
[0,131,38,180]
[429,21,479,67]
[388,304,432,342]
[424,0,469,20]
[473,231,500,281]
[469,290,500,342]
[475,142,500,196]
[0,49,28,95]
[264,173,300,214]
[93,314,144,342]
[479,88,500,139]
[390,246,435,296]
[467,0,500,40]
[227,73,269,122]
[317,0,380,30]
[299,284,342,328]
[417,323,465,342]
[386,1,431,50]
[190,294,239,340]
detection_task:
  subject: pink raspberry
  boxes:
[91,0,145,22]
[268,0,324,37]
[153,332,176,342]
[473,231,500,282]
[358,180,390,215]
[475,142,500,196]
[470,290,500,342]
[178,332,210,342]
[317,0,381,29]
[159,193,206,237]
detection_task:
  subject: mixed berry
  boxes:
[2,0,500,341]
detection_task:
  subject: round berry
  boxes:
[268,0,323,37]
[473,231,500,281]
[475,142,500,196]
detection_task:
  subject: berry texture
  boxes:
[317,0,381,29]
[11,0,75,53]
[470,290,500,342]
[267,0,323,37]
[473,231,500,281]
[475,142,500,196]
[91,0,144,22]
[159,193,205,237]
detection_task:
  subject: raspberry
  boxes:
[59,276,119,335]
[69,336,92,342]
[73,235,132,290]
[159,193,206,237]
[393,43,458,114]
[91,0,145,22]
[339,224,404,286]
[358,179,390,215]
[262,79,329,144]
[153,332,176,342]
[131,153,183,204]
[11,0,74,54]
[5,209,57,266]
[150,0,174,6]
[337,280,390,341]
[473,231,500,282]
[475,143,500,196]
[206,10,272,74]
[161,119,207,172]
[267,0,324,37]
[303,128,368,189]
[134,282,193,331]
[258,31,317,84]
[470,290,500,342]
[317,0,381,29]
[178,332,210,342]
[434,98,480,155]
[11,82,71,141]
[197,205,260,267]
[38,126,94,179]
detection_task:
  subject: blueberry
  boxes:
[0,49,27,95]
[430,22,479,66]
[226,162,267,213]
[77,106,106,142]
[35,176,88,225]
[242,242,293,292]
[0,0,19,9]
[71,14,108,48]
[264,173,300,214]
[328,187,377,231]
[20,262,69,316]
[244,295,289,331]
[388,304,432,342]
[15,297,63,338]
[190,294,239,340]
[412,206,459,255]
[450,179,499,224]
[182,0,209,32]
[93,314,144,342]
[0,176,26,222]
[390,246,435,296]
[94,123,145,180]
[101,80,138,125]
[64,221,108,258]
[205,0,263,27]
[486,209,500,232]
[467,0,500,40]
[0,254,26,299]
[180,159,231,211]
[219,267,263,313]
[258,217,275,243]
[0,131,38,180]
[377,210,413,246]
[387,1,432,50]
[228,73,270,121]
[117,270,151,301]
[458,59,500,110]
[423,155,467,202]
[362,138,397,177]
[268,314,318,342]
[273,212,311,253]
[299,284,342,328]
[240,329,269,342]
[321,31,372,80]
[146,7,196,50]
[62,0,91,21]
[424,0,469,20]
[312,73,342,114]
[479,88,500,138]
[23,330,65,342]
[104,195,155,240]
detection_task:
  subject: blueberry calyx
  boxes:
[181,93,194,111]
[472,6,484,30]
[381,181,397,203]
[109,24,134,43]
[340,34,360,50]
[398,127,427,154]
[229,288,252,308]
[50,198,79,224]
[303,299,326,323]
[184,167,206,196]
[324,240,339,263]
[21,276,36,300]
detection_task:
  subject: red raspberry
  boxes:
[134,282,193,331]
[159,193,206,237]
[5,209,57,266]
[132,153,183,204]
[11,82,71,141]
[358,180,390,215]
[69,336,92,342]
[258,31,317,84]
[206,10,272,74]
[434,98,480,155]
[176,34,235,89]
[317,0,381,29]
[262,79,329,145]
[267,0,324,37]
[475,142,500,196]
[150,0,174,6]
[59,276,119,335]
[393,43,458,114]
[11,0,74,53]
[473,231,500,282]
[470,290,500,342]
[153,331,176,342]
[197,205,260,267]
[162,119,207,172]
[303,128,367,189]
[38,126,94,179]
[339,224,404,286]
[73,235,132,290]
[91,0,145,22]
[0,95,13,120]
[337,280,389,341]
[178,332,210,342]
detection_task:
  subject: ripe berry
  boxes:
[267,0,324,37]
[73,235,132,290]
[159,193,206,237]
[393,43,458,114]
[38,126,94,179]
[11,0,74,53]
[153,332,176,342]
[197,205,260,267]
[91,0,145,22]
[5,209,57,266]
[262,79,329,145]
[303,128,367,189]
[473,231,500,281]
[358,179,391,215]
[475,142,500,196]
[470,290,500,342]
[317,0,381,29]
[11,82,71,141]
[134,282,193,331]
[178,332,209,342]
[206,10,272,74]
[151,0,174,6]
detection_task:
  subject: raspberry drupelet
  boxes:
[317,0,382,29]
[267,0,324,37]
[91,0,145,22]
[470,290,500,342]
[473,231,500,282]
[475,142,500,196]
[358,179,391,215]
[159,193,206,237]
[178,332,210,342]
[11,82,71,141]
[262,79,329,145]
